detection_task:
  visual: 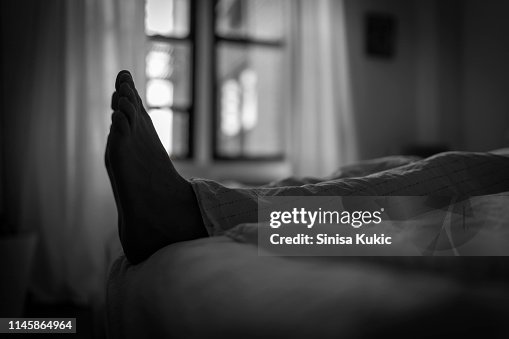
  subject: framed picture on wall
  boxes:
[365,12,397,59]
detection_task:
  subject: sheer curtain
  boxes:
[62,0,145,304]
[1,0,144,304]
[290,0,359,178]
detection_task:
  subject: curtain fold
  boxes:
[61,0,145,304]
[1,0,144,304]
[290,0,359,178]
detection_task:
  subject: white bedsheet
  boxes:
[107,233,509,338]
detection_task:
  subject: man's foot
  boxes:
[105,70,207,264]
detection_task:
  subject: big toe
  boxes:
[115,70,136,92]
[111,91,119,110]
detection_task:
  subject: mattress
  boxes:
[107,233,509,338]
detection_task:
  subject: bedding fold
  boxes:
[191,152,509,236]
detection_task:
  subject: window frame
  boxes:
[211,0,287,162]
[145,0,197,160]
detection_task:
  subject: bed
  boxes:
[106,152,509,338]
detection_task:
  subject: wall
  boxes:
[344,0,420,160]
[344,0,509,157]
[435,0,463,150]
[462,0,509,151]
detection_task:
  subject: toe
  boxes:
[119,97,136,127]
[111,91,119,110]
[115,70,136,92]
[110,110,130,135]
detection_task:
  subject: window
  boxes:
[145,0,194,159]
[214,0,287,160]
[145,0,288,161]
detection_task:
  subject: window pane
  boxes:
[146,41,192,108]
[145,0,190,37]
[147,79,173,107]
[146,44,172,78]
[148,109,189,158]
[216,42,285,158]
[216,0,285,41]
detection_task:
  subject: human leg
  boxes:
[192,152,509,235]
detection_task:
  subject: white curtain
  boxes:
[2,0,144,304]
[290,0,359,178]
[61,0,145,304]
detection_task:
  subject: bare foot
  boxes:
[105,70,207,264]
